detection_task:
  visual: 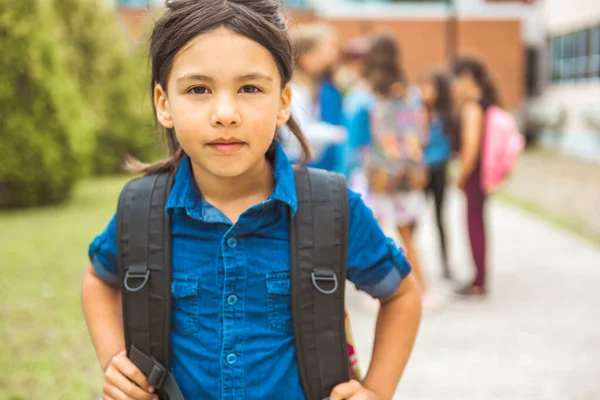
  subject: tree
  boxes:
[53,0,159,175]
[0,0,93,207]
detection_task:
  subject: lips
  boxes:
[207,137,245,154]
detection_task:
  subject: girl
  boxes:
[451,57,498,296]
[340,37,376,182]
[317,26,346,173]
[362,33,433,307]
[81,1,421,400]
[280,22,346,168]
[421,71,453,280]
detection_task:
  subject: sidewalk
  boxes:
[346,188,600,400]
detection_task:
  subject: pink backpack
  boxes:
[481,105,525,193]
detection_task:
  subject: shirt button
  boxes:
[226,353,237,365]
[227,295,238,306]
[226,237,238,248]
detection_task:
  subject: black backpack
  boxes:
[116,165,350,400]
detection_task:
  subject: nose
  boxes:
[210,92,241,128]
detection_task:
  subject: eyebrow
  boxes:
[176,73,273,83]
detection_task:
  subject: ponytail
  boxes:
[285,115,313,164]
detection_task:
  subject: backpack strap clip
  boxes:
[129,345,185,399]
[123,264,150,292]
[129,346,167,388]
[311,268,338,295]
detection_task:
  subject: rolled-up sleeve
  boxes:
[88,214,120,288]
[346,190,412,300]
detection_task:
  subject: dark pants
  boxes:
[425,163,449,271]
[464,166,487,287]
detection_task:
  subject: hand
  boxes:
[330,380,381,400]
[103,350,157,400]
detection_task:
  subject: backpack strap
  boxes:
[116,172,184,400]
[291,166,350,400]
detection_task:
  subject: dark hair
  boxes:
[452,56,500,107]
[130,0,312,174]
[427,71,453,134]
[364,33,406,96]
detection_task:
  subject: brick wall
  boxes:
[288,12,524,109]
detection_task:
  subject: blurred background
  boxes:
[1,0,599,399]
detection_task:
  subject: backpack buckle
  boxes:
[311,268,338,295]
[147,361,168,389]
[123,265,150,292]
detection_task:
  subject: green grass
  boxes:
[0,175,129,400]
[497,191,600,249]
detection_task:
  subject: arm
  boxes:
[81,265,124,369]
[330,275,422,400]
[362,274,422,398]
[331,192,422,400]
[457,102,484,186]
[82,265,155,399]
[84,216,155,400]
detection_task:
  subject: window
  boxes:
[576,30,589,80]
[562,33,576,80]
[591,27,600,79]
[549,27,600,83]
[550,36,562,83]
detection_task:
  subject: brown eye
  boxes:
[240,85,261,94]
[189,86,210,95]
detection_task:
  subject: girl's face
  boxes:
[301,36,340,78]
[154,27,292,179]
[451,70,475,104]
[420,80,436,107]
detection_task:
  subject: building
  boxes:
[286,0,541,110]
[530,0,600,159]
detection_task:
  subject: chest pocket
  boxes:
[171,274,200,336]
[266,271,292,334]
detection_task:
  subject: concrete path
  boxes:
[346,189,600,400]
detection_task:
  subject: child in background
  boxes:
[450,57,499,296]
[279,22,346,165]
[317,25,346,173]
[421,71,453,280]
[363,33,439,310]
[339,37,376,183]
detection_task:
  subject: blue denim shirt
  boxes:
[88,142,411,400]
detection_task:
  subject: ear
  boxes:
[276,83,292,127]
[154,84,174,129]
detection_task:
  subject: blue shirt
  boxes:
[88,142,411,400]
[341,85,376,177]
[423,117,451,167]
[309,79,344,172]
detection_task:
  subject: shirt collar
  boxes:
[164,141,298,215]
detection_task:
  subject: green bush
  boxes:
[92,44,160,175]
[53,0,160,175]
[0,0,93,207]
